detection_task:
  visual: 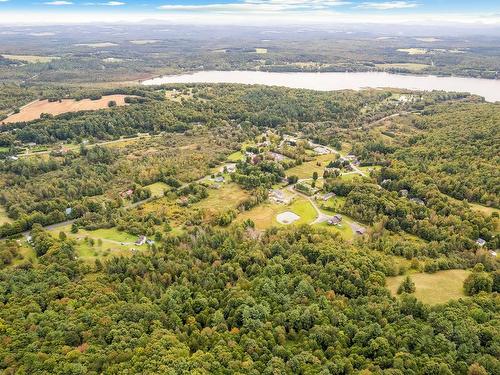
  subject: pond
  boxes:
[142,70,500,102]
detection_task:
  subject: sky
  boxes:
[0,1,499,25]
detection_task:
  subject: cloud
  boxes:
[100,1,125,5]
[0,0,9,3]
[159,0,350,13]
[356,1,419,10]
[44,1,73,5]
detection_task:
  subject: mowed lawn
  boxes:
[386,269,471,305]
[286,154,335,179]
[236,197,317,230]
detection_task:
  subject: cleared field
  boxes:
[2,95,132,124]
[227,151,245,161]
[255,48,268,54]
[397,48,428,55]
[386,269,470,305]
[2,54,59,63]
[468,202,500,217]
[315,220,354,241]
[0,205,12,225]
[48,225,141,262]
[286,154,335,179]
[129,40,159,45]
[415,37,441,42]
[194,183,250,211]
[375,63,429,71]
[236,197,316,230]
[340,173,364,181]
[144,182,169,198]
[75,42,118,48]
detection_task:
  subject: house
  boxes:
[214,176,225,183]
[65,207,73,216]
[356,227,366,235]
[135,235,147,246]
[269,189,290,204]
[146,239,155,245]
[120,189,134,198]
[322,192,335,201]
[410,198,425,206]
[328,214,343,225]
[268,152,285,162]
[476,238,486,247]
[8,156,18,161]
[223,163,237,173]
[399,189,409,197]
[489,250,497,257]
[26,142,37,147]
[381,179,391,185]
[313,146,330,155]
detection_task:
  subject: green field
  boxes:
[144,182,169,198]
[340,173,364,181]
[48,225,142,262]
[194,183,249,211]
[286,154,334,179]
[236,197,316,230]
[386,269,471,305]
[227,151,245,161]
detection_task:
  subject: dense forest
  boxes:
[0,82,498,374]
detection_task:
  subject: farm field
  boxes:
[2,95,132,124]
[2,54,60,63]
[315,220,354,241]
[375,63,430,71]
[386,269,471,305]
[74,42,118,48]
[286,154,335,179]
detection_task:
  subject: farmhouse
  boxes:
[268,152,286,162]
[410,197,425,206]
[356,227,366,235]
[269,189,290,204]
[476,238,486,247]
[399,189,409,197]
[322,192,335,201]
[313,146,330,155]
[135,235,147,246]
[120,189,134,198]
[328,214,343,226]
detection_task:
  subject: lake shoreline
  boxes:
[142,70,500,102]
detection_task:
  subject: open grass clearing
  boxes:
[255,48,268,54]
[74,42,118,48]
[47,225,143,262]
[227,150,245,162]
[236,196,316,230]
[0,205,12,225]
[397,48,428,55]
[144,182,169,198]
[315,220,354,241]
[194,183,250,211]
[375,63,429,71]
[129,40,159,45]
[2,54,60,63]
[2,95,133,124]
[386,269,470,305]
[286,154,335,179]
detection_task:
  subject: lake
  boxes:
[142,71,500,102]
